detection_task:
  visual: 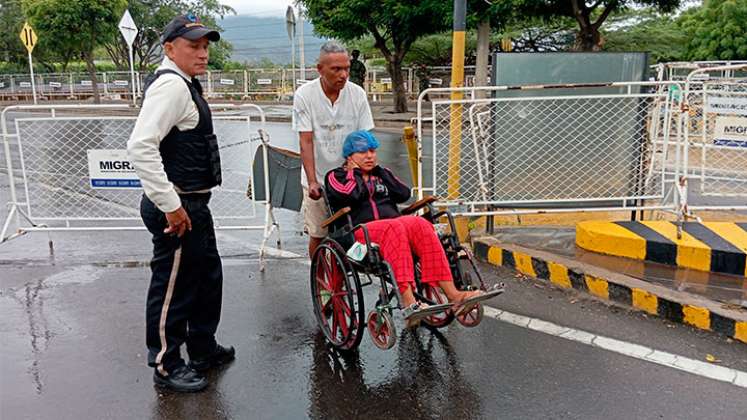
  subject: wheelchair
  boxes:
[309,192,504,351]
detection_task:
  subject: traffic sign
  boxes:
[118,10,138,47]
[118,10,139,105]
[20,22,38,54]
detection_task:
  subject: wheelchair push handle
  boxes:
[401,196,438,215]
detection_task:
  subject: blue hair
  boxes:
[342,130,379,158]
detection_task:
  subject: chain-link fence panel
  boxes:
[687,81,747,199]
[70,72,107,98]
[8,112,264,229]
[209,70,247,97]
[38,73,74,99]
[106,71,136,97]
[428,85,676,210]
[0,74,14,98]
[247,69,284,97]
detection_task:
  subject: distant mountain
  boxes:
[219,14,328,65]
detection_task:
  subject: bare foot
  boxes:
[400,284,418,308]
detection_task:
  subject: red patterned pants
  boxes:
[353,215,452,293]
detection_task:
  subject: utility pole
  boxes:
[298,5,306,82]
[448,0,466,200]
[286,6,296,90]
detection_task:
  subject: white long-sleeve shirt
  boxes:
[127,57,200,213]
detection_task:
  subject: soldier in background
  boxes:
[415,63,430,102]
[349,49,367,88]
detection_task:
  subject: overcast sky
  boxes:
[221,0,297,16]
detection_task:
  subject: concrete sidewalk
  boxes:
[472,229,747,345]
[577,221,747,277]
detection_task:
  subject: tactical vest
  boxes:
[143,69,222,192]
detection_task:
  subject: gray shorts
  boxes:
[301,187,329,238]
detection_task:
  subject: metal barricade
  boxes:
[682,65,747,213]
[209,70,247,98]
[247,68,284,99]
[1,104,279,268]
[38,73,74,99]
[416,82,683,217]
[106,71,137,98]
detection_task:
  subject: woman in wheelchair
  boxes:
[324,130,500,328]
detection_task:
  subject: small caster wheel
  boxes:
[367,310,396,350]
[456,303,483,328]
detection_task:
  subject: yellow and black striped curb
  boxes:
[576,221,747,277]
[472,237,747,344]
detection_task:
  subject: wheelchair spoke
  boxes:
[338,303,350,337]
[339,298,352,316]
[331,307,339,340]
[316,277,332,292]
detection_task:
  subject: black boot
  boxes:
[153,365,208,393]
[189,344,236,372]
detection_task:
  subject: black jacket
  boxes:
[325,165,411,229]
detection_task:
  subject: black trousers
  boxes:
[140,193,223,374]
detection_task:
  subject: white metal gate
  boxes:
[682,64,747,212]
[1,104,279,267]
[417,82,683,217]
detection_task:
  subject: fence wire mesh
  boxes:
[687,81,747,199]
[429,88,674,208]
[9,112,263,228]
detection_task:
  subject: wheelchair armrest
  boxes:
[321,207,352,229]
[401,196,438,215]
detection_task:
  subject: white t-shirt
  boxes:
[292,77,374,187]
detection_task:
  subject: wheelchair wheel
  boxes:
[414,261,455,329]
[367,310,396,350]
[311,241,365,351]
[419,284,455,329]
[456,303,484,328]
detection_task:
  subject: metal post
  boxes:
[207,71,213,97]
[244,69,249,96]
[28,52,38,104]
[291,35,296,91]
[103,72,109,95]
[128,46,136,105]
[1,107,20,235]
[447,0,466,200]
[298,6,306,82]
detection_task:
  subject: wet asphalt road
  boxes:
[2,111,747,419]
[2,211,747,420]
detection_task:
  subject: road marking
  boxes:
[243,243,747,389]
[482,306,747,389]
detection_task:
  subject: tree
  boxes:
[681,0,747,61]
[0,1,28,72]
[466,0,513,93]
[104,0,235,71]
[602,8,688,63]
[299,0,452,113]
[530,0,681,51]
[23,0,128,103]
[499,17,576,52]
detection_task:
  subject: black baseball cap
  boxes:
[161,13,220,44]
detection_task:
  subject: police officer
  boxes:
[127,13,234,393]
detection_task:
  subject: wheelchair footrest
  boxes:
[404,302,452,321]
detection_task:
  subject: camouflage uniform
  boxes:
[415,65,430,101]
[349,58,366,87]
